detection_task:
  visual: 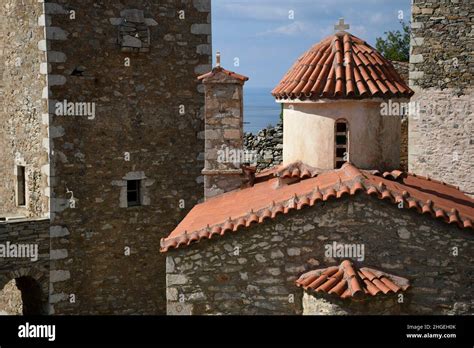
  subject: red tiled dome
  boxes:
[272,32,414,100]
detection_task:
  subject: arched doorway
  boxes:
[0,276,44,315]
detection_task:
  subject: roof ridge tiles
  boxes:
[160,163,474,252]
[198,66,249,82]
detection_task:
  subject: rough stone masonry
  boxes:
[0,219,50,315]
[166,195,474,315]
[409,0,473,196]
[1,0,212,315]
[0,0,49,218]
[44,0,211,315]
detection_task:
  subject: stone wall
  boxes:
[166,195,474,315]
[0,219,50,315]
[0,279,23,315]
[391,61,409,82]
[391,61,409,172]
[244,123,283,171]
[0,0,49,218]
[400,117,408,172]
[302,292,403,315]
[43,0,211,314]
[409,0,473,196]
[410,1,471,92]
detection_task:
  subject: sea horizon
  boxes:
[243,87,281,134]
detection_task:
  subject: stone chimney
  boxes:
[198,53,249,200]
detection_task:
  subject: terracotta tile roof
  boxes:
[296,260,410,299]
[198,66,249,82]
[272,32,414,100]
[254,162,321,184]
[274,161,322,179]
[161,163,474,252]
[366,169,406,181]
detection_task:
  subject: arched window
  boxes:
[335,119,349,169]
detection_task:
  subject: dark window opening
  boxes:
[336,122,347,132]
[17,166,26,206]
[336,148,346,158]
[336,135,347,145]
[127,180,141,207]
[335,120,349,169]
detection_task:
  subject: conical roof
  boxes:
[272,32,413,100]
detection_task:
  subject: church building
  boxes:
[162,20,474,315]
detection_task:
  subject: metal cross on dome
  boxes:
[335,18,350,32]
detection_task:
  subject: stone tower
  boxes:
[199,56,249,200]
[1,0,211,314]
[409,1,473,196]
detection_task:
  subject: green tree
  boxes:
[375,22,410,62]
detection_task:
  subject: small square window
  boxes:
[127,180,141,207]
[17,166,26,206]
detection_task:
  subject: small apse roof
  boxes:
[296,260,410,299]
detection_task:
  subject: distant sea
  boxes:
[243,87,281,134]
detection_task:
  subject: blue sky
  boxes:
[212,0,411,88]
